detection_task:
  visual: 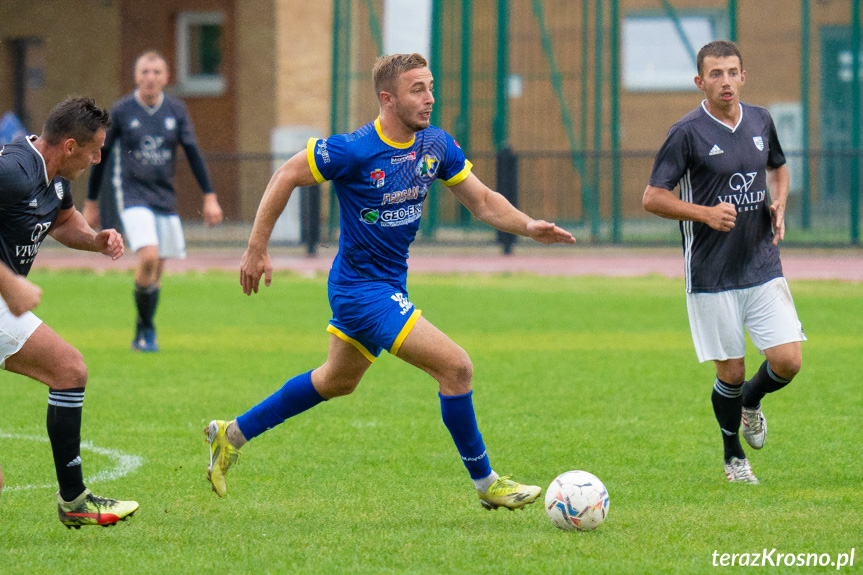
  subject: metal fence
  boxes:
[155,148,858,250]
[319,0,863,247]
[113,0,858,250]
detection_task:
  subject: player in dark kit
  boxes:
[643,41,805,484]
[84,51,223,352]
[0,96,138,526]
[205,53,575,509]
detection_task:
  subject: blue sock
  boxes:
[439,391,492,480]
[235,370,324,440]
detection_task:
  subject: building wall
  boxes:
[1,1,857,225]
[0,0,121,206]
[276,0,332,130]
[119,0,240,221]
[236,0,278,221]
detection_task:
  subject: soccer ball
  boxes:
[545,470,610,531]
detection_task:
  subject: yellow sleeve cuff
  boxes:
[442,160,473,187]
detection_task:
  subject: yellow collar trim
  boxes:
[374,117,415,149]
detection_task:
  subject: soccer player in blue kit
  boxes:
[643,41,805,484]
[84,51,223,352]
[205,53,575,509]
[0,96,138,526]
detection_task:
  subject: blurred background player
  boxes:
[205,53,575,509]
[0,96,138,526]
[643,41,805,484]
[84,51,223,352]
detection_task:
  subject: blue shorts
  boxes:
[327,282,422,362]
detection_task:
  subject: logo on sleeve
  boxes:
[317,141,330,164]
[753,136,764,151]
[370,169,385,188]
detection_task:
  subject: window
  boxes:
[623,12,728,91]
[175,11,225,95]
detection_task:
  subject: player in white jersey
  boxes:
[643,41,805,484]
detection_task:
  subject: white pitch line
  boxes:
[0,431,143,492]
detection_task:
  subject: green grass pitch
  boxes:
[0,269,860,574]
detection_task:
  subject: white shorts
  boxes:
[121,207,187,259]
[686,277,806,363]
[0,295,42,369]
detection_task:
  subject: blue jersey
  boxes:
[649,102,786,293]
[87,92,213,214]
[0,135,74,275]
[308,118,471,287]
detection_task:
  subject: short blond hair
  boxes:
[135,50,168,73]
[372,53,428,100]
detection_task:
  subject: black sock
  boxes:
[134,283,160,331]
[743,361,792,409]
[711,378,745,462]
[47,388,86,502]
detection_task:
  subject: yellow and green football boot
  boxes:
[478,475,541,510]
[206,419,240,497]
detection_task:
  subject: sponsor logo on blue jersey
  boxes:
[360,208,379,224]
[359,204,423,227]
[381,185,427,205]
[391,152,416,164]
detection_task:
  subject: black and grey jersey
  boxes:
[649,102,786,293]
[87,91,213,215]
[0,135,74,276]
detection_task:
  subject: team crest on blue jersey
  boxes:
[54,181,64,200]
[360,208,380,225]
[130,118,141,129]
[165,117,177,130]
[415,154,439,180]
[370,169,385,188]
[753,136,764,151]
